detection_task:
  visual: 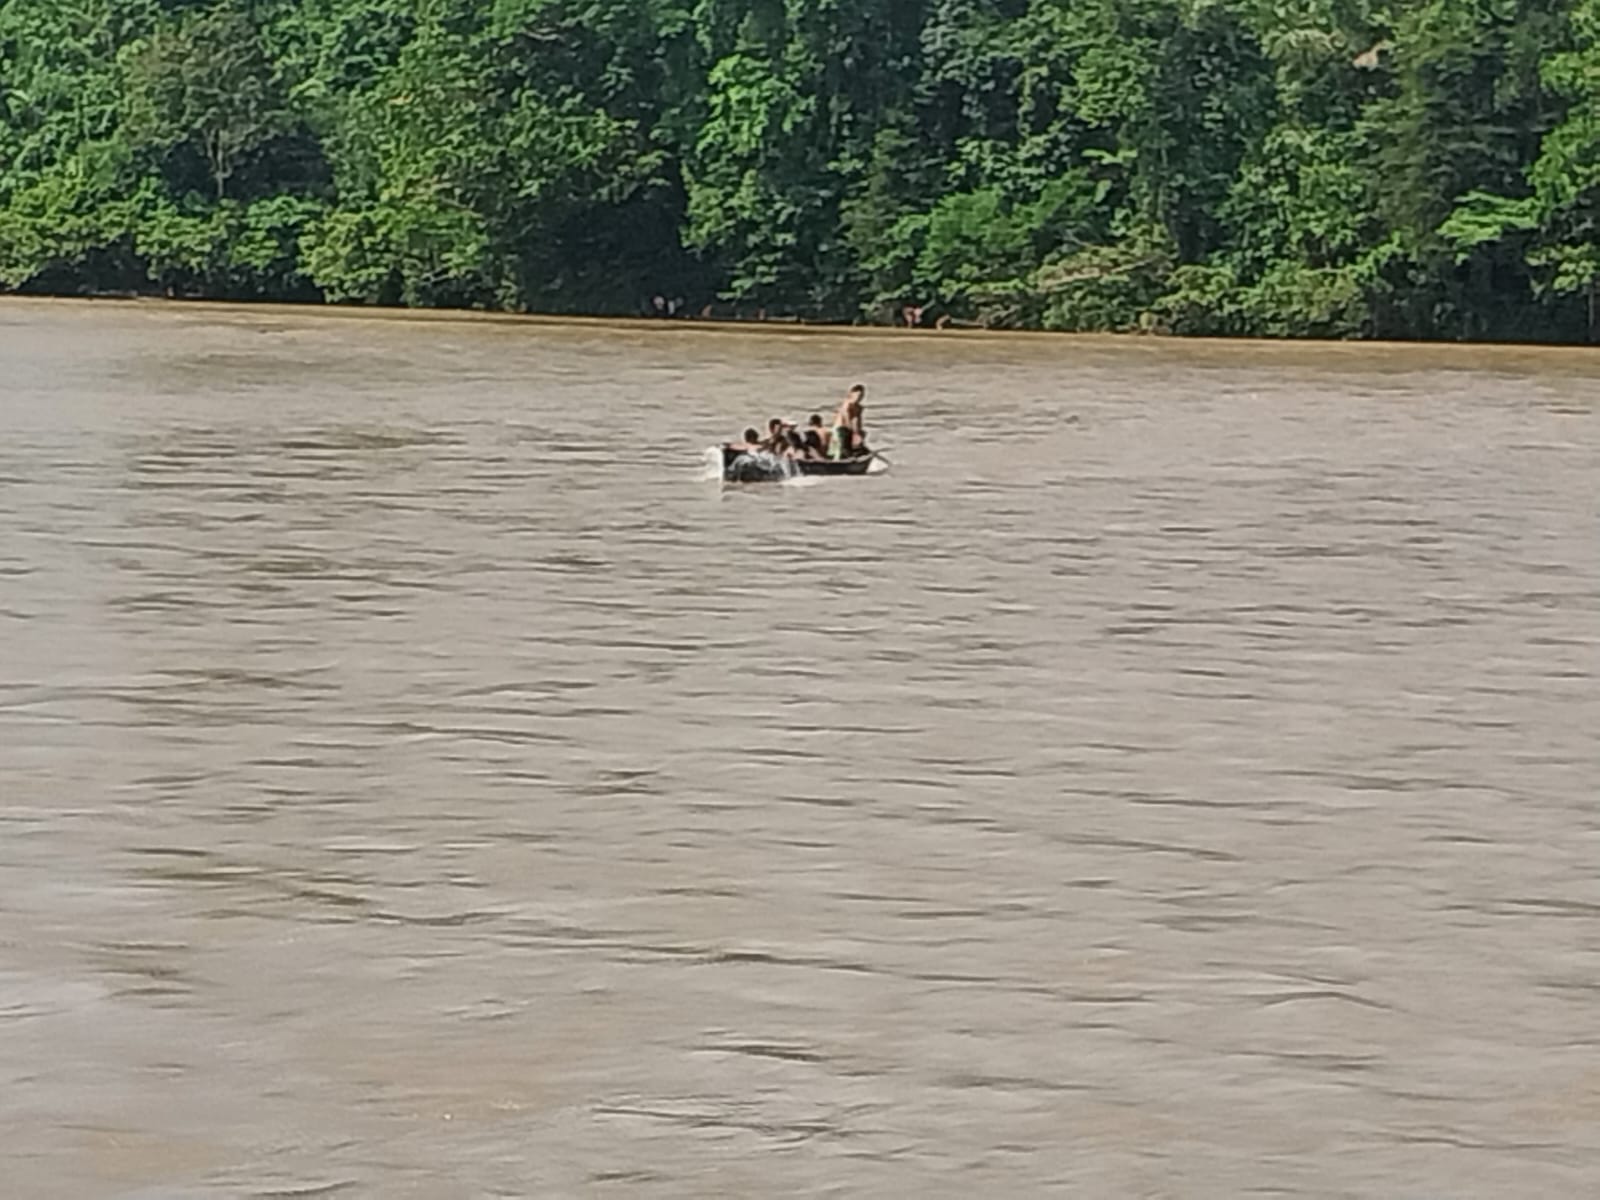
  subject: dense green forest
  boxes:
[5,0,1600,339]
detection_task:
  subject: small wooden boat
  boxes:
[721,445,880,482]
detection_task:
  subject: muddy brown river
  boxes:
[2,298,1597,1197]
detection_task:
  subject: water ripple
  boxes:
[1,302,1597,1197]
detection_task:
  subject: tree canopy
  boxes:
[4,0,1600,339]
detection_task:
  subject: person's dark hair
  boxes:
[848,383,866,398]
[767,417,784,433]
[808,413,824,427]
[742,427,760,444]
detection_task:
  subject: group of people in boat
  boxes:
[729,384,872,462]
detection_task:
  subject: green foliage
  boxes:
[3,0,1600,338]
[120,4,295,200]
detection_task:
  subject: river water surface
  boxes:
[2,299,1597,1197]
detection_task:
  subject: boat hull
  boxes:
[721,446,877,482]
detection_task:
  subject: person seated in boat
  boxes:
[806,413,830,456]
[793,428,829,460]
[728,426,763,453]
[782,428,812,459]
[830,384,868,459]
[765,428,806,461]
[802,425,828,460]
[760,416,792,452]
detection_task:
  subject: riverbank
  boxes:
[8,293,1600,384]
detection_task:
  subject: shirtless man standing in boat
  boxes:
[830,384,868,459]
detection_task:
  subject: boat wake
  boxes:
[698,446,797,481]
[706,446,803,485]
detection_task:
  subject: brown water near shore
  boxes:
[2,297,1597,1197]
